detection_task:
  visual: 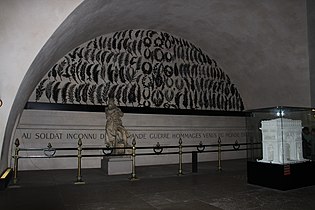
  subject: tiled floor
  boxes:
[1,159,315,209]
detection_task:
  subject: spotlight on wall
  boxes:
[0,99,2,107]
[276,110,284,117]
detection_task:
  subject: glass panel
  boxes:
[246,107,315,165]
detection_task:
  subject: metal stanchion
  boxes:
[218,137,222,171]
[130,138,138,180]
[75,139,85,184]
[192,151,198,173]
[193,141,205,173]
[13,138,20,184]
[250,137,254,161]
[178,138,183,176]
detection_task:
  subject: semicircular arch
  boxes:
[31,29,244,111]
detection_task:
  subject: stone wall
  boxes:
[1,0,312,172]
[14,110,246,170]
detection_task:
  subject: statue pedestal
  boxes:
[101,156,132,175]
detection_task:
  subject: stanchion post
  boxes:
[178,138,183,176]
[192,151,198,173]
[75,138,85,184]
[13,138,20,184]
[218,137,222,171]
[250,137,254,161]
[130,138,138,180]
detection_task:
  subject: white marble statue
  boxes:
[105,98,129,153]
[258,118,307,164]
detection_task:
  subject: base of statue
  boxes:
[101,156,132,175]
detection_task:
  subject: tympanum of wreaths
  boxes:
[31,29,244,111]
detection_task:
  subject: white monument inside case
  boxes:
[258,118,306,164]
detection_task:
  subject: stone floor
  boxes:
[1,159,315,209]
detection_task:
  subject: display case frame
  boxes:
[246,106,315,190]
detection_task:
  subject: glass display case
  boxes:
[246,106,315,190]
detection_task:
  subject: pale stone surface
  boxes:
[0,0,83,173]
[14,109,246,170]
[101,157,132,175]
[105,98,129,154]
[259,118,306,164]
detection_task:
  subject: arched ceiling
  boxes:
[3,0,310,163]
